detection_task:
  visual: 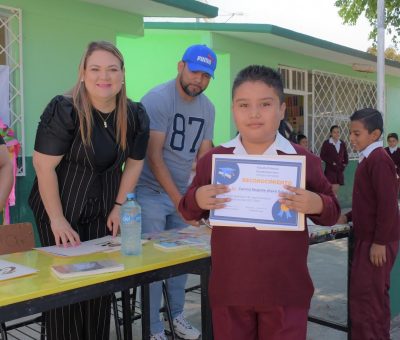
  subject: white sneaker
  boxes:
[172,313,201,340]
[150,331,167,340]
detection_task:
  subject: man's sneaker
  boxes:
[150,331,167,340]
[172,313,201,340]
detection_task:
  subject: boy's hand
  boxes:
[370,243,386,267]
[337,214,348,224]
[178,212,200,227]
[279,185,323,215]
[195,184,230,210]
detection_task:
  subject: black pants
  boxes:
[36,197,111,340]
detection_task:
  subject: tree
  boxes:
[367,46,400,62]
[335,0,400,47]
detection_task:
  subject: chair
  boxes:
[0,222,45,340]
[112,282,178,340]
[0,222,35,255]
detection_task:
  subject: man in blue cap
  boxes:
[136,44,217,340]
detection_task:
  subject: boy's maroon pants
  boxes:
[350,240,399,340]
[211,305,308,340]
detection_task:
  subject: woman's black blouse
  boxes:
[0,136,5,145]
[29,95,149,224]
[34,95,149,167]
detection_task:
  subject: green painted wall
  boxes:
[2,0,143,235]
[1,0,143,157]
[117,30,232,146]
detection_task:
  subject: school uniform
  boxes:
[346,142,400,340]
[28,95,149,340]
[179,133,340,340]
[320,138,348,185]
[384,146,400,180]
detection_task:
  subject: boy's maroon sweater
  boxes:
[179,144,340,308]
[347,148,399,245]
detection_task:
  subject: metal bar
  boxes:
[121,290,132,340]
[185,284,201,293]
[307,315,348,332]
[377,0,385,115]
[162,281,176,340]
[200,265,213,340]
[141,284,151,340]
[347,230,354,340]
[308,231,351,335]
[1,317,41,331]
[0,322,8,340]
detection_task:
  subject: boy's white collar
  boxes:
[359,140,383,162]
[222,132,297,155]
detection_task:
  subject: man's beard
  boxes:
[180,79,204,97]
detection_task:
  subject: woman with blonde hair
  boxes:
[29,41,149,340]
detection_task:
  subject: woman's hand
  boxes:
[279,185,323,215]
[107,205,120,237]
[195,184,230,210]
[50,216,80,247]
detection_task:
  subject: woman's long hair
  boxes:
[71,41,128,150]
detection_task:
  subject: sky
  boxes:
[205,0,379,52]
[173,0,391,52]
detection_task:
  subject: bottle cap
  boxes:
[126,192,136,200]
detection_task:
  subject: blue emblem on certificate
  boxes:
[272,200,296,224]
[216,162,240,185]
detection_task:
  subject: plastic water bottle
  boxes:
[120,192,142,256]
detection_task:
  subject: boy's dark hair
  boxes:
[297,134,307,144]
[278,120,297,143]
[232,65,284,103]
[387,132,399,141]
[330,125,339,133]
[350,108,383,134]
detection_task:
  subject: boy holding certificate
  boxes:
[179,65,340,340]
[338,109,399,340]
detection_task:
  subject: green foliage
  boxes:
[367,45,400,62]
[335,0,400,47]
[384,47,400,62]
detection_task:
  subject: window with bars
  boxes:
[0,5,24,175]
[279,66,307,92]
[312,70,377,160]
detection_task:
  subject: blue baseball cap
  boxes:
[182,44,217,78]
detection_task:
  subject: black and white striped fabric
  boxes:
[29,95,149,240]
[28,95,149,340]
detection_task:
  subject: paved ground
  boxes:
[4,238,400,339]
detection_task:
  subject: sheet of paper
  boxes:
[210,154,306,231]
[0,259,38,281]
[35,236,122,257]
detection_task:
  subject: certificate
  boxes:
[209,154,306,231]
